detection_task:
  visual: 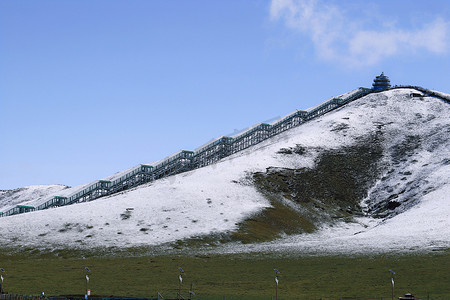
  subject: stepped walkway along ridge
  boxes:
[1,75,449,218]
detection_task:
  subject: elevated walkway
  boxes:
[1,85,446,218]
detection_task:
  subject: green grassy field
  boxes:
[0,250,449,300]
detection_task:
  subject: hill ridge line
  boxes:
[1,85,448,218]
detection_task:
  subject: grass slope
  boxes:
[232,134,384,244]
[0,251,449,299]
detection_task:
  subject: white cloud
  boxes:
[270,0,450,66]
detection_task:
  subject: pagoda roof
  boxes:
[372,72,391,91]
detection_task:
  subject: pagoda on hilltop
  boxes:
[372,72,391,91]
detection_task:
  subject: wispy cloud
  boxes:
[270,0,450,66]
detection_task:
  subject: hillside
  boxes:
[0,185,69,211]
[0,88,449,255]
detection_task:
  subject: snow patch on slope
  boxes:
[0,163,269,249]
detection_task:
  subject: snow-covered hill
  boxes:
[0,185,69,211]
[0,88,449,254]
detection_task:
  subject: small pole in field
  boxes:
[178,267,184,300]
[0,268,5,294]
[274,269,280,300]
[389,269,395,300]
[85,267,91,298]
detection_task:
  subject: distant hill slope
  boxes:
[0,185,69,211]
[0,88,449,255]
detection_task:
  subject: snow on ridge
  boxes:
[0,88,449,254]
[304,88,362,113]
[11,165,156,211]
[0,185,69,211]
[9,88,365,211]
[197,89,364,151]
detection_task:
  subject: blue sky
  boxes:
[1,0,449,190]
